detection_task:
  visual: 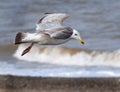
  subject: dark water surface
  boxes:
[0,0,120,50]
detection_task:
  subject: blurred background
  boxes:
[0,0,120,77]
[0,0,120,50]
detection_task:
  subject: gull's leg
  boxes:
[21,43,34,56]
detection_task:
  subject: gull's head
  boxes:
[71,29,84,44]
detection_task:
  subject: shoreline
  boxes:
[0,75,120,92]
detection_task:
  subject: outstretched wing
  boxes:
[45,27,73,40]
[36,13,69,32]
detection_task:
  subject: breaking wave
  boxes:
[14,44,120,67]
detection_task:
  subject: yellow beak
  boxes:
[77,37,84,44]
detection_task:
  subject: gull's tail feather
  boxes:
[15,32,37,45]
[15,32,24,45]
[15,32,29,45]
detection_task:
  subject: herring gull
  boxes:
[14,13,84,56]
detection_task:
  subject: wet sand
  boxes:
[0,75,120,92]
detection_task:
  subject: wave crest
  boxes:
[14,44,120,67]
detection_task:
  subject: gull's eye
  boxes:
[75,33,77,36]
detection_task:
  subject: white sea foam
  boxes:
[0,61,120,77]
[14,44,120,67]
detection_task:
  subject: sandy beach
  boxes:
[0,75,119,92]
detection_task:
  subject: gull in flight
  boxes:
[14,13,84,56]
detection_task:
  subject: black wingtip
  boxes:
[44,12,53,14]
[37,16,46,24]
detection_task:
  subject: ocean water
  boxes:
[0,0,120,77]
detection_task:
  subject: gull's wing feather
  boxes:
[46,27,73,40]
[36,13,69,32]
